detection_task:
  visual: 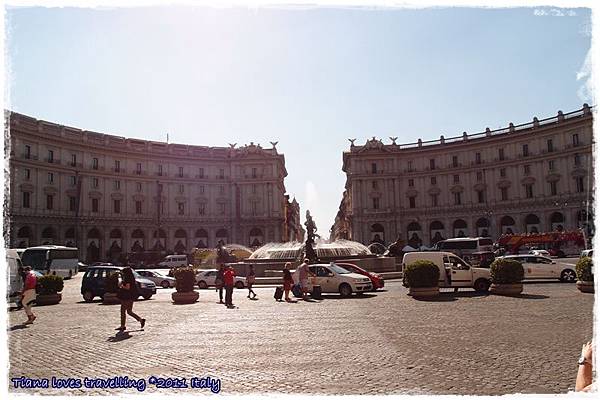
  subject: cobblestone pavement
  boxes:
[7,274,594,395]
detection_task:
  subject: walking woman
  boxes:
[247,265,257,299]
[215,264,225,304]
[282,263,294,302]
[21,266,37,324]
[116,267,145,331]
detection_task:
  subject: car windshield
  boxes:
[132,271,143,279]
[329,264,351,274]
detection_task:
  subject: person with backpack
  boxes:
[282,263,295,302]
[215,264,225,304]
[247,265,257,299]
[21,266,37,324]
[116,267,145,331]
[223,265,236,308]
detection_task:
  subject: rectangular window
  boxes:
[252,168,257,178]
[547,139,554,152]
[135,201,142,215]
[92,198,99,212]
[136,182,142,192]
[69,196,77,212]
[373,197,380,210]
[71,154,77,167]
[522,144,529,157]
[92,157,98,170]
[477,190,485,203]
[114,180,121,190]
[574,153,582,166]
[573,133,580,146]
[219,168,225,179]
[477,171,483,181]
[500,168,506,178]
[92,177,99,188]
[48,172,54,183]
[219,185,224,195]
[498,148,505,161]
[48,150,54,163]
[452,156,458,168]
[199,204,206,215]
[576,177,584,193]
[431,177,437,185]
[454,192,462,205]
[407,161,413,172]
[114,160,120,172]
[475,152,481,164]
[501,187,508,201]
[429,159,436,170]
[199,185,205,194]
[252,185,257,194]
[178,202,185,215]
[372,181,378,189]
[408,179,414,187]
[136,163,142,175]
[179,167,184,178]
[525,184,533,198]
[25,145,31,159]
[219,203,225,214]
[550,181,557,196]
[371,163,377,173]
[179,184,184,194]
[453,174,460,184]
[409,196,416,209]
[158,165,163,176]
[113,199,121,214]
[524,165,530,175]
[548,160,555,171]
[430,194,438,207]
[22,192,30,208]
[70,175,76,186]
[25,169,31,181]
[46,195,53,210]
[252,202,258,216]
[199,168,204,178]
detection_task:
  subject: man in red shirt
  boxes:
[21,266,37,324]
[223,266,236,308]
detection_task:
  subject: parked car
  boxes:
[581,249,593,258]
[136,269,176,288]
[81,265,156,302]
[335,262,384,290]
[292,263,373,297]
[195,269,246,289]
[497,255,576,282]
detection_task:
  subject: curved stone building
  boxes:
[6,112,300,263]
[332,105,594,246]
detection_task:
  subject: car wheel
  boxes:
[235,281,244,289]
[198,280,208,289]
[339,283,352,297]
[161,280,170,289]
[143,294,152,300]
[83,291,94,302]
[474,278,490,292]
[560,269,576,283]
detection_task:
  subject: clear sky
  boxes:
[5,5,592,236]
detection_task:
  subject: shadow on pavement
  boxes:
[319,293,377,300]
[514,293,550,300]
[76,300,102,304]
[107,332,132,342]
[411,294,457,302]
[441,291,489,298]
[8,323,29,331]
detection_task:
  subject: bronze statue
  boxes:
[304,210,319,263]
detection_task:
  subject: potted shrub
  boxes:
[576,257,594,293]
[35,275,64,305]
[489,258,524,296]
[103,272,121,305]
[403,260,440,298]
[172,266,199,304]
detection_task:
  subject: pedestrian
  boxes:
[576,340,595,392]
[116,267,145,331]
[247,265,257,299]
[15,265,27,310]
[297,258,313,301]
[21,266,37,324]
[215,264,225,304]
[223,265,236,308]
[283,262,295,302]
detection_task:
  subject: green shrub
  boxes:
[105,272,121,293]
[173,266,196,292]
[36,274,64,295]
[576,257,594,282]
[490,258,524,284]
[403,260,440,288]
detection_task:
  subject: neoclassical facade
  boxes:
[6,111,299,263]
[332,105,594,246]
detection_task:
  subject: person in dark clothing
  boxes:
[282,263,295,302]
[247,265,257,299]
[116,267,145,331]
[215,264,225,304]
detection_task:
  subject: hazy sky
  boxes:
[6,5,592,234]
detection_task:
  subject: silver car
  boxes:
[136,269,176,288]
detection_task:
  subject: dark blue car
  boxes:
[81,265,156,302]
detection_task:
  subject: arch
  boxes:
[174,229,187,238]
[550,212,564,223]
[370,223,385,244]
[174,240,186,254]
[524,213,540,234]
[153,229,167,238]
[249,227,264,248]
[195,228,209,248]
[86,241,100,263]
[249,227,263,236]
[195,229,208,238]
[406,222,422,247]
[109,229,123,238]
[524,214,540,224]
[452,219,467,238]
[42,226,56,238]
[17,226,33,238]
[216,229,228,245]
[500,216,516,235]
[429,221,444,230]
[65,227,76,238]
[429,221,444,246]
[87,228,101,239]
[475,218,490,237]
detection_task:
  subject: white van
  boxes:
[7,249,24,302]
[402,251,491,292]
[20,246,79,279]
[157,254,189,268]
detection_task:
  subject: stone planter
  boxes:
[490,283,523,296]
[576,281,594,293]
[102,292,120,305]
[409,287,440,298]
[172,291,199,304]
[35,293,62,306]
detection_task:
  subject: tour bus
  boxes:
[20,245,80,279]
[433,237,494,258]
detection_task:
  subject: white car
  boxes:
[293,263,372,297]
[136,269,176,288]
[195,269,246,289]
[581,249,593,258]
[529,249,551,257]
[498,255,576,282]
